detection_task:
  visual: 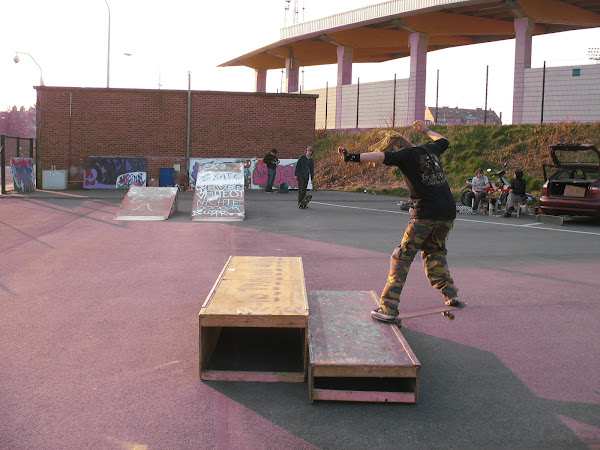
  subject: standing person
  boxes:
[294,146,314,208]
[503,170,527,217]
[263,149,279,193]
[465,168,491,212]
[338,120,461,324]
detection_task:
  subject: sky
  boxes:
[1,0,599,124]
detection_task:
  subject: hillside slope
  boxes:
[313,123,600,198]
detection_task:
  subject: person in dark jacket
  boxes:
[338,120,461,323]
[503,170,527,217]
[294,146,314,207]
[263,149,279,193]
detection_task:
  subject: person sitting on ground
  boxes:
[503,170,527,217]
[465,168,490,212]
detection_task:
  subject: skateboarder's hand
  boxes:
[412,120,427,133]
[338,147,360,163]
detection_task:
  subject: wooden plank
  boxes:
[199,316,306,328]
[191,162,245,221]
[200,256,308,325]
[198,326,222,379]
[199,256,308,382]
[308,291,418,368]
[312,389,416,403]
[308,290,420,403]
[114,186,178,221]
[201,371,305,383]
[311,365,419,378]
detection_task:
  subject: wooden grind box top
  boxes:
[308,290,420,370]
[200,256,308,327]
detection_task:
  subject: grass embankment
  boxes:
[313,122,600,199]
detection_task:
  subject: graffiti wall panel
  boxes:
[191,163,245,221]
[83,157,147,189]
[190,158,310,190]
[10,158,35,193]
[189,158,251,189]
[251,159,311,190]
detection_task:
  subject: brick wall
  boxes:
[35,87,317,186]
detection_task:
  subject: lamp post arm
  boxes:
[15,51,45,86]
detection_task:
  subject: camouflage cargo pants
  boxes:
[380,218,458,314]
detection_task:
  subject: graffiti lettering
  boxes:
[190,158,251,188]
[191,162,245,220]
[116,172,146,188]
[252,160,300,189]
[11,158,35,193]
[189,157,310,190]
[83,157,147,189]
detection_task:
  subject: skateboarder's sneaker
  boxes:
[371,307,398,323]
[445,297,460,307]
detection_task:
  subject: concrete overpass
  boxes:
[219,0,600,125]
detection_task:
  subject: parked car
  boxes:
[540,143,600,216]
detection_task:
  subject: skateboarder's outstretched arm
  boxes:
[338,120,446,162]
[412,119,445,142]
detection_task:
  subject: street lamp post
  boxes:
[104,0,111,88]
[14,52,45,86]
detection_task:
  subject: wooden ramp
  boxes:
[191,162,245,221]
[199,256,308,382]
[113,186,178,221]
[308,291,420,403]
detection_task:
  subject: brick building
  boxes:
[34,87,317,187]
[425,106,502,125]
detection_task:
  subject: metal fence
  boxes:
[303,62,600,129]
[306,72,503,129]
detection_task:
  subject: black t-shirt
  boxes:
[383,138,456,220]
[263,153,279,170]
[510,178,527,196]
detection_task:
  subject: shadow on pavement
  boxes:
[207,329,597,449]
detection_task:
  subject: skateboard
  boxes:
[395,302,467,326]
[536,214,564,225]
[299,194,312,209]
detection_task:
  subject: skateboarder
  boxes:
[295,146,314,208]
[338,120,461,323]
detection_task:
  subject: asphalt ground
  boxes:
[1,188,599,449]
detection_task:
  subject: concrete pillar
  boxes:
[255,69,267,93]
[512,17,535,124]
[408,32,429,126]
[335,46,354,129]
[286,58,299,93]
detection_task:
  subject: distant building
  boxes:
[425,106,502,125]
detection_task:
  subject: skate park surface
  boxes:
[1,188,599,449]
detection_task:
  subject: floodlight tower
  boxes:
[283,0,301,26]
[282,0,305,92]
